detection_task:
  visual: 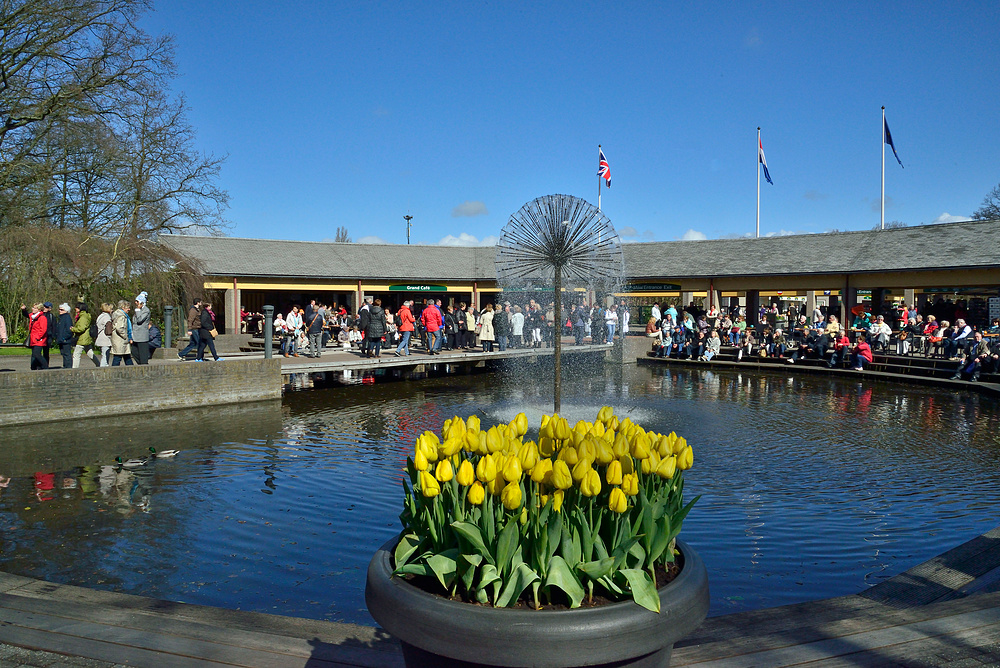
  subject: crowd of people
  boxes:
[17,292,165,370]
[644,299,1000,381]
[264,297,634,358]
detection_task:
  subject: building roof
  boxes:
[161,219,1000,282]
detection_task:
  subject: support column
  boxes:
[224,288,235,335]
[806,291,817,321]
[164,306,173,349]
[263,305,274,359]
[904,288,916,310]
[843,276,855,331]
[745,290,760,329]
[681,291,693,310]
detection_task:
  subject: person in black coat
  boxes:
[364,299,386,357]
[55,303,76,368]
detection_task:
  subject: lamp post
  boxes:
[404,214,413,244]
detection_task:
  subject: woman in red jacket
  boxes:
[851,332,873,371]
[394,300,416,356]
[27,303,49,370]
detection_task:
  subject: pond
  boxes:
[1,363,998,626]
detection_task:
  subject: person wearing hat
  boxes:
[131,291,151,364]
[55,303,76,368]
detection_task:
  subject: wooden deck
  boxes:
[3,528,1000,666]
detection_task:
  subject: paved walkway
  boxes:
[3,528,1000,666]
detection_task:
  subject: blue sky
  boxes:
[141,1,1000,245]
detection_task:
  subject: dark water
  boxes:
[1,364,999,625]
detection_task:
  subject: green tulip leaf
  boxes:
[497,518,519,576]
[561,522,582,568]
[451,521,494,565]
[395,561,432,578]
[458,553,483,592]
[496,562,540,607]
[545,507,562,562]
[426,551,458,591]
[545,555,585,608]
[647,515,672,566]
[393,533,422,567]
[577,557,616,582]
[621,568,660,613]
[479,563,501,591]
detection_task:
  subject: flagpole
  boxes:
[756,128,761,238]
[598,144,602,210]
[881,106,885,231]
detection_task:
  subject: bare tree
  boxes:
[972,183,1000,221]
[335,226,351,243]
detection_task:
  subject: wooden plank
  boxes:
[675,603,1000,667]
[0,599,401,668]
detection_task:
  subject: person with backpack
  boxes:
[70,303,99,368]
[110,300,133,366]
[93,303,113,366]
[305,301,326,358]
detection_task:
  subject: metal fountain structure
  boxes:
[495,194,625,413]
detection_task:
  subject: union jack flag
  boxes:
[598,148,611,187]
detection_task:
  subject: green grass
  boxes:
[0,346,32,355]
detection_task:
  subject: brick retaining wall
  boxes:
[0,359,282,427]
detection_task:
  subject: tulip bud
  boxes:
[486,426,503,453]
[580,468,602,497]
[456,459,475,486]
[552,489,564,512]
[501,481,523,510]
[558,446,579,466]
[467,481,485,505]
[606,459,623,486]
[419,470,441,497]
[413,448,429,472]
[467,414,481,433]
[608,415,620,431]
[540,415,553,439]
[487,474,505,496]
[476,453,498,482]
[620,455,635,475]
[538,436,556,457]
[530,458,553,484]
[674,436,687,456]
[556,418,572,441]
[517,441,539,471]
[656,455,677,480]
[435,459,454,482]
[502,456,523,483]
[631,432,651,460]
[640,450,660,476]
[612,432,630,458]
[477,431,488,455]
[440,436,463,457]
[595,440,614,465]
[464,430,480,452]
[622,472,639,496]
[608,487,628,514]
[571,458,592,483]
[551,459,573,490]
[677,445,694,470]
[578,439,596,464]
[593,420,607,437]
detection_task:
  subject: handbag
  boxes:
[209,328,219,339]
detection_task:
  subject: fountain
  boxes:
[495,194,625,412]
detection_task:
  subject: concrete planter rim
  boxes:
[365,536,710,667]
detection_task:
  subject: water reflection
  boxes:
[1,365,999,625]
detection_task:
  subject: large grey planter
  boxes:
[365,538,710,668]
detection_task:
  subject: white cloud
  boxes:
[678,229,707,241]
[932,212,971,224]
[763,229,799,237]
[451,201,489,217]
[437,232,498,247]
[356,235,389,244]
[619,226,639,237]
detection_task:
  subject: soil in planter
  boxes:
[402,554,684,611]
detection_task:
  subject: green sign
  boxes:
[388,284,447,292]
[626,283,682,292]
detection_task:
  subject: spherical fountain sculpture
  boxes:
[495,194,625,413]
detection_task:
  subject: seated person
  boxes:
[691,329,708,360]
[868,315,892,352]
[669,326,689,358]
[943,318,972,360]
[791,315,809,344]
[851,332,873,371]
[951,331,992,382]
[828,331,851,368]
[770,328,787,358]
[737,329,759,362]
[703,330,722,361]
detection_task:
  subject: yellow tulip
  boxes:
[606,459,623,486]
[540,415,554,439]
[612,432,630,458]
[510,412,528,437]
[440,436,463,457]
[657,434,671,458]
[520,507,528,525]
[419,470,441,497]
[608,487,628,514]
[476,453,498,482]
[502,456,523,483]
[435,459,454,482]
[580,468,602,497]
[538,436,556,457]
[449,415,467,438]
[551,489,564,512]
[674,436,688,456]
[631,432,651,460]
[578,438,596,464]
[597,405,613,423]
[571,458,592,483]
[467,481,485,505]
[558,446,579,466]
[464,430,480,452]
[620,454,635,475]
[486,426,504,453]
[456,459,475,486]
[593,420,607,437]
[551,459,573,490]
[501,481,523,510]
[641,450,661,476]
[608,415,620,431]
[530,458,553,484]
[517,441,539,471]
[467,414,481,433]
[413,448,429,471]
[571,430,586,448]
[487,474,505,496]
[677,445,694,470]
[656,455,677,480]
[555,417,572,441]
[574,420,589,434]
[622,472,639,496]
[477,431,488,455]
[595,440,614,465]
